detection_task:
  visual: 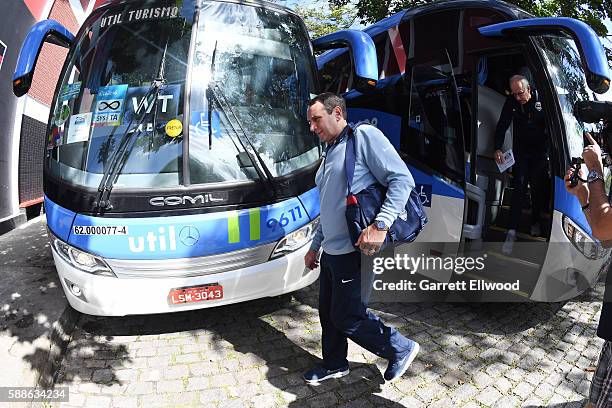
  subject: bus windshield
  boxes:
[189,1,319,183]
[534,35,597,159]
[46,0,319,190]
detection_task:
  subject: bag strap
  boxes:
[344,126,357,194]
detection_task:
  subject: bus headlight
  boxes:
[51,233,115,277]
[271,217,320,259]
[562,216,608,259]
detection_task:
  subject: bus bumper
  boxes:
[51,243,319,316]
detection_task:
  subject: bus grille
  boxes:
[105,242,277,279]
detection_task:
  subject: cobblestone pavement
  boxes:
[0,218,70,393]
[53,274,606,408]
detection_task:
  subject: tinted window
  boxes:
[462,8,508,73]
[374,30,403,79]
[400,63,465,181]
[319,50,353,94]
[412,11,459,66]
[462,8,507,52]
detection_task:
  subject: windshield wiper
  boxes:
[205,41,254,172]
[94,43,168,211]
[150,40,168,152]
[206,81,280,195]
[208,41,218,151]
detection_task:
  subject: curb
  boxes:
[29,305,81,408]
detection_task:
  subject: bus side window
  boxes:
[461,9,507,73]
[412,10,459,67]
[400,67,464,183]
[374,31,401,79]
[318,51,353,94]
[398,11,464,183]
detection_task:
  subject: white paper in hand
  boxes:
[496,149,515,173]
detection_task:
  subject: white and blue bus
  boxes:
[317,0,612,301]
[12,0,380,316]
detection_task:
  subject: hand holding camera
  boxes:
[566,157,586,188]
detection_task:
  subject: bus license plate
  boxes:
[169,285,223,305]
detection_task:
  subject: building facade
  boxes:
[0,0,108,233]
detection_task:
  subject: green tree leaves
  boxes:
[326,0,611,37]
[293,4,358,39]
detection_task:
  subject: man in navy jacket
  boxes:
[494,75,548,254]
[303,93,420,384]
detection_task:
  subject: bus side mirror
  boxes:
[13,20,75,97]
[479,17,610,94]
[313,30,378,92]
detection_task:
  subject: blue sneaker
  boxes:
[303,365,349,384]
[384,341,420,382]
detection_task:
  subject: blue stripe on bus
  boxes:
[44,196,76,241]
[408,166,464,200]
[348,108,401,149]
[47,190,316,260]
[297,187,321,221]
[431,175,464,199]
[553,176,592,235]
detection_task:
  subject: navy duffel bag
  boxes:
[344,126,428,248]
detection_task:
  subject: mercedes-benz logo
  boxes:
[179,225,200,246]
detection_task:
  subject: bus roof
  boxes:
[317,0,531,67]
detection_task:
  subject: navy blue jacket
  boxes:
[494,96,547,158]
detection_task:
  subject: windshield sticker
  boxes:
[99,6,180,29]
[94,84,128,126]
[192,110,221,140]
[124,84,181,131]
[47,127,63,150]
[59,82,81,102]
[66,113,93,144]
[54,104,71,127]
[165,119,183,137]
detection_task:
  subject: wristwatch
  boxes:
[374,220,389,231]
[587,169,605,184]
